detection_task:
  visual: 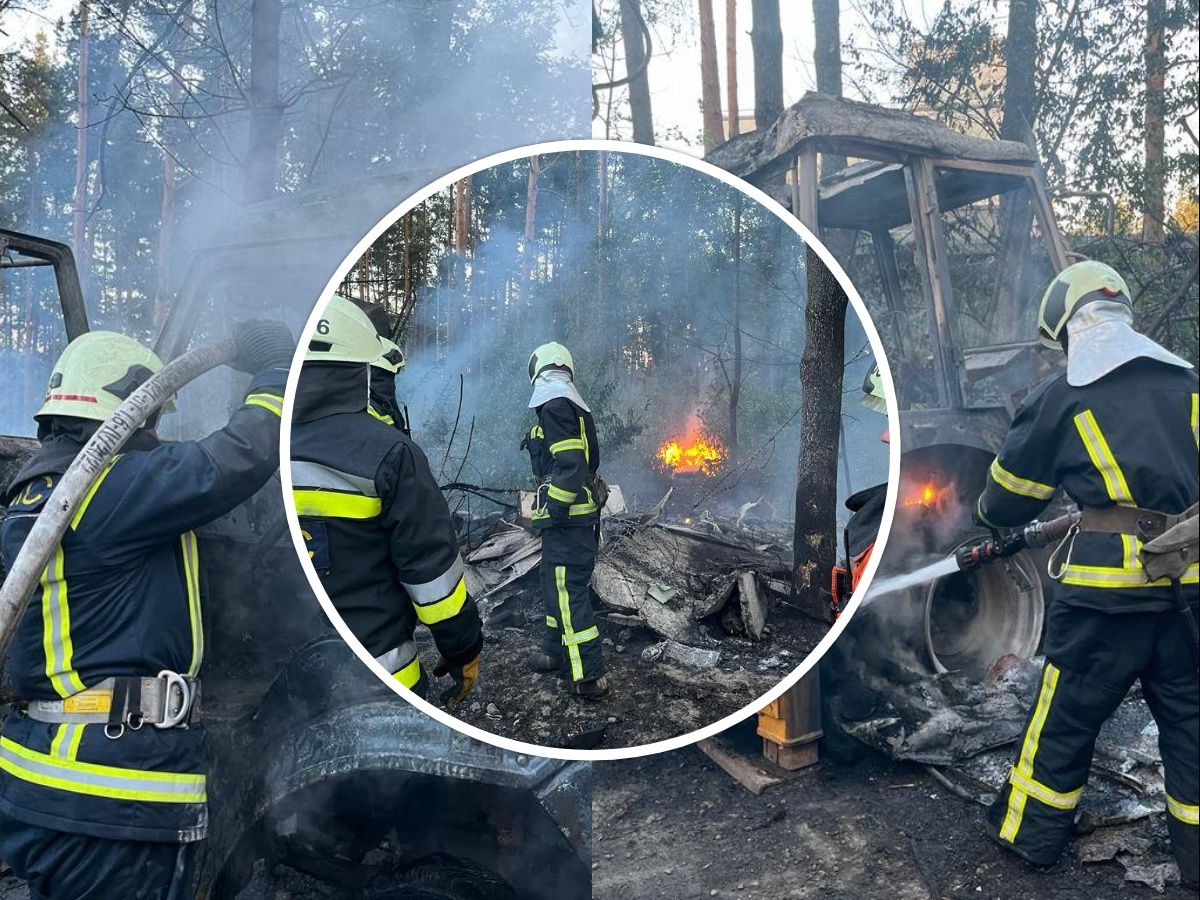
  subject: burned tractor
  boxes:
[0,218,590,899]
[707,93,1079,758]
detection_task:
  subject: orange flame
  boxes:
[903,479,952,510]
[657,417,726,475]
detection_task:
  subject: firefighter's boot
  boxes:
[569,674,610,699]
[530,650,562,673]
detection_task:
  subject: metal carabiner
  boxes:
[155,670,191,729]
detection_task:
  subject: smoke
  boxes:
[1,0,588,442]
[384,151,890,523]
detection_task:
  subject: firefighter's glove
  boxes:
[434,654,480,708]
[231,320,295,373]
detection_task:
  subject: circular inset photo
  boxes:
[280,140,899,757]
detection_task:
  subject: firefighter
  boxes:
[975,261,1198,887]
[830,364,889,615]
[523,342,608,698]
[0,322,292,899]
[290,295,482,704]
[369,337,409,433]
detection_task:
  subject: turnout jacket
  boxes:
[0,369,285,842]
[526,397,601,528]
[290,363,482,670]
[978,358,1199,612]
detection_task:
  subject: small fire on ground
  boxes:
[903,479,953,511]
[657,417,726,476]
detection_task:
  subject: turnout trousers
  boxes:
[0,817,197,899]
[985,601,1198,885]
[538,524,604,683]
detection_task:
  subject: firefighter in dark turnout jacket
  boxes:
[523,342,607,698]
[0,322,291,899]
[975,261,1198,886]
[368,337,408,433]
[290,296,482,704]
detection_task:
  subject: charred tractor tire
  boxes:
[360,856,517,900]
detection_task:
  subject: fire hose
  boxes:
[954,510,1081,572]
[0,340,237,664]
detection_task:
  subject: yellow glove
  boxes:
[434,654,480,708]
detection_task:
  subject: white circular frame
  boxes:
[279,138,902,762]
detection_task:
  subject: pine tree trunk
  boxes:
[1142,0,1166,243]
[455,175,472,254]
[698,0,725,149]
[521,156,540,306]
[620,0,654,144]
[812,0,846,173]
[729,193,743,459]
[750,0,783,131]
[792,250,847,617]
[725,0,739,138]
[72,1,89,274]
[243,0,283,204]
[1001,0,1037,142]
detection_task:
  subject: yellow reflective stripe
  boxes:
[70,457,119,530]
[530,425,543,439]
[412,577,468,626]
[1000,662,1060,842]
[1167,794,1199,826]
[549,438,586,455]
[393,656,422,689]
[1009,769,1082,811]
[40,547,85,699]
[557,566,584,681]
[547,484,577,503]
[244,392,283,417]
[563,625,599,646]
[292,489,381,520]
[1062,561,1199,588]
[181,532,203,675]
[579,417,590,465]
[546,616,558,628]
[1192,393,1198,448]
[367,405,395,425]
[1074,410,1134,505]
[0,737,206,804]
[988,458,1055,501]
[48,724,85,762]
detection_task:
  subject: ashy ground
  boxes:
[592,722,1192,900]
[427,587,827,750]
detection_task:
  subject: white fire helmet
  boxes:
[305,294,382,364]
[36,331,166,423]
[528,342,575,383]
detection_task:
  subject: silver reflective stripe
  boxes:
[375,641,418,673]
[290,461,378,497]
[0,739,205,801]
[402,555,466,606]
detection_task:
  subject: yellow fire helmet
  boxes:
[36,331,167,423]
[860,364,888,414]
[528,341,575,383]
[1037,260,1131,349]
[373,336,406,374]
[305,294,382,364]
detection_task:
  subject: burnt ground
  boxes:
[426,587,829,751]
[593,720,1193,900]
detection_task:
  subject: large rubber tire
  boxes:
[359,855,518,900]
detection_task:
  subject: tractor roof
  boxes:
[707,92,1037,185]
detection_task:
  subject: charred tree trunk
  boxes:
[243,0,283,204]
[72,1,89,278]
[620,0,654,144]
[1142,0,1166,243]
[812,0,846,174]
[725,0,739,138]
[750,0,783,132]
[699,0,725,150]
[1001,0,1037,142]
[793,250,846,617]
[729,193,744,460]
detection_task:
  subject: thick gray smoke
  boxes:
[389,152,889,524]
